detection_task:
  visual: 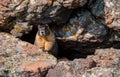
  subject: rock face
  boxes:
[0,0,33,37]
[88,0,120,42]
[27,0,72,24]
[55,9,107,42]
[47,48,120,77]
[47,57,95,77]
[0,32,120,76]
[0,0,120,77]
[0,0,120,42]
[0,32,57,76]
[90,0,120,30]
[0,0,88,37]
[93,48,120,68]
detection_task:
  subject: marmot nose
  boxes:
[41,32,44,34]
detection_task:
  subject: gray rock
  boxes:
[55,9,107,42]
[90,0,120,30]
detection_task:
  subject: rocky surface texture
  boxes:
[0,32,57,76]
[0,34,120,77]
[0,0,87,37]
[55,9,107,42]
[0,0,120,77]
[47,48,120,77]
[0,0,119,42]
[89,0,120,30]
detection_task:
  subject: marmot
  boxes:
[34,24,58,57]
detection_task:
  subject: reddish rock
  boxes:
[82,67,119,77]
[47,48,120,77]
[0,0,87,33]
[47,58,95,77]
[92,48,120,68]
[0,32,57,76]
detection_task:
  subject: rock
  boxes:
[88,0,120,41]
[0,0,29,30]
[0,32,57,76]
[92,48,120,68]
[90,0,120,30]
[0,0,33,37]
[0,0,120,42]
[55,9,107,42]
[27,0,72,24]
[46,57,95,77]
[0,0,72,36]
[108,30,120,41]
[1,0,120,76]
[46,48,120,77]
[0,0,87,28]
[55,9,107,53]
[82,67,119,77]
[56,0,87,9]
[0,0,72,29]
[10,22,33,37]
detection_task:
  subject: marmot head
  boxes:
[38,24,50,36]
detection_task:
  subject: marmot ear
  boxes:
[38,25,40,28]
[45,24,50,29]
[45,24,49,27]
[38,24,43,28]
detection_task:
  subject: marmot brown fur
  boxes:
[34,24,58,57]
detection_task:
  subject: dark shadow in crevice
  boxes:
[20,25,38,44]
[57,39,120,60]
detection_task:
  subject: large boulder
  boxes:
[46,57,95,77]
[0,32,57,76]
[90,0,120,30]
[46,48,120,77]
[55,9,107,42]
[0,0,32,37]
[0,0,88,37]
[55,9,107,53]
